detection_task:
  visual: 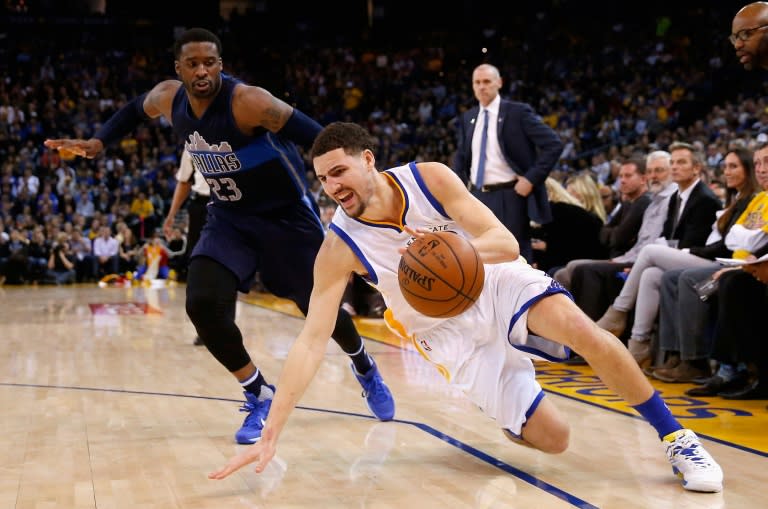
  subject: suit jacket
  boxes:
[453,99,563,224]
[599,193,652,259]
[662,180,722,249]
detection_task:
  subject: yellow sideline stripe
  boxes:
[241,291,767,454]
[533,363,768,454]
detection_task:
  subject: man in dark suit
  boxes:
[453,63,563,261]
[660,168,722,251]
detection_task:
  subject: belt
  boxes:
[469,179,518,193]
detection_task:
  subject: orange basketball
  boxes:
[398,231,484,318]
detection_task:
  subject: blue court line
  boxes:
[399,418,598,508]
[0,382,597,508]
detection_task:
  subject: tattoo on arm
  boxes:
[263,97,289,131]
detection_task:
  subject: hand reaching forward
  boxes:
[208,432,277,480]
[44,138,104,159]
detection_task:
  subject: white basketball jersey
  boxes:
[331,163,570,432]
[329,162,470,336]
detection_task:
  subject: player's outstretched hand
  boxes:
[44,138,104,159]
[208,435,276,480]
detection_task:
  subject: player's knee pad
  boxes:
[185,260,249,371]
[185,257,238,329]
[185,286,231,329]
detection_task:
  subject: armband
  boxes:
[94,93,150,146]
[278,108,322,147]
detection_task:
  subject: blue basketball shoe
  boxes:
[235,386,275,444]
[352,361,395,421]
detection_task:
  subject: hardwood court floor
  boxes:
[0,284,764,509]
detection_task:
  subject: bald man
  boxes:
[453,64,564,262]
[731,1,768,70]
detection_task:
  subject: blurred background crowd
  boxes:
[1,1,767,395]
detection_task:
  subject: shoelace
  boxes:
[239,398,269,426]
[239,400,256,413]
[362,374,387,403]
[668,435,715,468]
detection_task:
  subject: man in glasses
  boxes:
[731,2,768,70]
[732,2,768,410]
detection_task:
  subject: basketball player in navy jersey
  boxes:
[44,28,394,444]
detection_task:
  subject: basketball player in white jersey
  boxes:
[210,122,723,493]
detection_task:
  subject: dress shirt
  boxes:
[470,95,517,186]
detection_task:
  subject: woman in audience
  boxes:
[118,226,140,275]
[565,172,608,223]
[531,177,606,275]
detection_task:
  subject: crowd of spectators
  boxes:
[1,4,766,284]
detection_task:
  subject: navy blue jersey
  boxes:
[172,74,309,214]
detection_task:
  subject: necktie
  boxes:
[475,109,489,188]
[671,194,683,233]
